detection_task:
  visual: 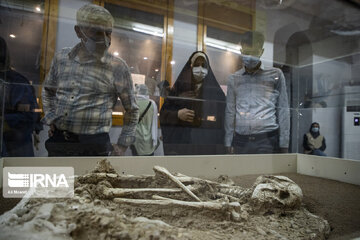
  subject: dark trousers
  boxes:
[3,130,34,157]
[45,128,112,157]
[232,130,279,154]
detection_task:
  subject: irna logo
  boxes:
[3,167,74,198]
[8,172,69,188]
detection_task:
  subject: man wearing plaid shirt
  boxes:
[42,4,139,156]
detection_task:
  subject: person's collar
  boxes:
[68,43,111,64]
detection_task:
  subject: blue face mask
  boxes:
[242,55,261,69]
[312,127,319,133]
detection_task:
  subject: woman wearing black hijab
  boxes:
[303,122,327,156]
[160,51,226,155]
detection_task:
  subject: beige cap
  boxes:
[76,4,114,28]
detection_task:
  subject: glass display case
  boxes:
[0,0,359,160]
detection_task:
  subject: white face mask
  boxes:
[242,55,261,69]
[192,66,208,81]
[80,28,110,58]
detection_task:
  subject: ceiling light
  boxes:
[143,57,148,60]
[35,6,41,12]
[170,60,175,65]
[132,23,164,38]
[205,37,241,54]
[9,34,16,38]
[155,69,159,72]
[113,51,119,56]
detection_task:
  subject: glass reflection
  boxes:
[224,31,290,154]
[0,36,42,157]
[41,4,139,157]
[0,0,358,160]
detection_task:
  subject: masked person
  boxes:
[42,4,139,156]
[303,122,326,156]
[160,51,226,155]
[131,84,158,156]
[0,36,42,157]
[224,31,290,154]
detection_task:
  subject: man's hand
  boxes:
[48,124,56,137]
[279,148,289,153]
[112,144,127,156]
[178,108,195,122]
[226,146,234,154]
[33,131,40,150]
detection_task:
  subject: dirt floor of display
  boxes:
[229,173,360,240]
[1,172,359,239]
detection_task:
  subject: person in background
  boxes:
[131,84,158,156]
[224,31,290,154]
[160,51,226,155]
[42,4,139,156]
[0,36,42,157]
[303,122,326,156]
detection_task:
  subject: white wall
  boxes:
[310,46,352,158]
[255,4,311,66]
[55,0,91,51]
[170,2,197,85]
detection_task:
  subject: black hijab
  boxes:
[160,51,226,154]
[168,51,225,101]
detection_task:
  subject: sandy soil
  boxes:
[0,161,359,240]
[230,173,360,240]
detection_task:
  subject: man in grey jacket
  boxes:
[224,31,290,154]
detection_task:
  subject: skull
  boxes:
[251,175,303,213]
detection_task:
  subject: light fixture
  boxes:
[143,57,148,60]
[35,6,41,12]
[132,23,164,38]
[170,60,175,65]
[9,34,16,38]
[258,0,295,9]
[207,116,216,122]
[113,112,124,116]
[205,37,241,55]
[113,51,119,56]
[155,69,159,72]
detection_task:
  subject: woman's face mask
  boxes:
[312,127,319,133]
[192,66,208,81]
[242,55,261,69]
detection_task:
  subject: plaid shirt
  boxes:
[42,43,139,146]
